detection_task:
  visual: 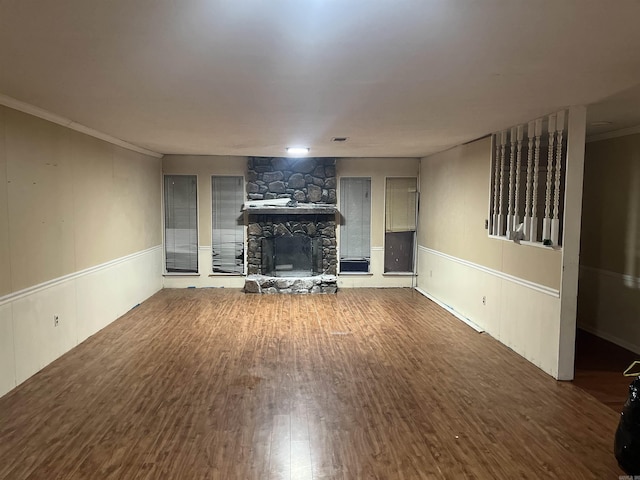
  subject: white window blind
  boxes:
[164,175,198,273]
[385,177,417,232]
[340,177,371,262]
[212,176,244,274]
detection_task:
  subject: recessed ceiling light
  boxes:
[332,137,349,142]
[590,121,613,126]
[286,147,310,155]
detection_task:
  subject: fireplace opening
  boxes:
[262,235,322,277]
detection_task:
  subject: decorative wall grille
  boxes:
[489,110,567,247]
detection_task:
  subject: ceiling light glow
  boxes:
[286,147,310,155]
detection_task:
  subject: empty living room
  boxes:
[1,1,640,478]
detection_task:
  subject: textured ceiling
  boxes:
[1,1,640,157]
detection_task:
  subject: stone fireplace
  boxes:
[243,157,338,294]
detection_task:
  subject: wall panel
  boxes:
[0,304,15,396]
[0,107,10,296]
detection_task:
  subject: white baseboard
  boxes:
[415,286,484,333]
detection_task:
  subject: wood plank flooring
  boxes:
[0,288,624,479]
[574,328,638,412]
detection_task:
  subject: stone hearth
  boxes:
[245,274,338,294]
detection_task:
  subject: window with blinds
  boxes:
[212,176,244,274]
[164,175,198,273]
[384,177,417,273]
[339,177,371,273]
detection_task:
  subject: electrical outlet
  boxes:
[482,296,486,306]
[429,270,433,277]
[54,315,59,327]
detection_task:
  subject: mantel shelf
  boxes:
[243,205,337,215]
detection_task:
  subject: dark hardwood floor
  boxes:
[0,288,623,479]
[574,328,638,413]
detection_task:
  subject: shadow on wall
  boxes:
[577,136,640,354]
[625,158,640,288]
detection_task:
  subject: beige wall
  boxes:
[416,136,567,378]
[0,106,162,295]
[578,133,640,353]
[581,134,640,273]
[419,137,562,290]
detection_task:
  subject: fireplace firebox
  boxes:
[262,235,322,277]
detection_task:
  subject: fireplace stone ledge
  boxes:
[244,274,338,294]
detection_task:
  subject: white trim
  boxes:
[557,105,587,381]
[586,124,640,143]
[415,287,484,333]
[579,264,640,288]
[487,234,562,251]
[0,245,162,306]
[419,245,560,297]
[371,246,384,251]
[579,324,640,356]
[199,245,212,251]
[0,94,163,158]
[163,272,200,277]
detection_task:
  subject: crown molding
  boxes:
[0,94,163,158]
